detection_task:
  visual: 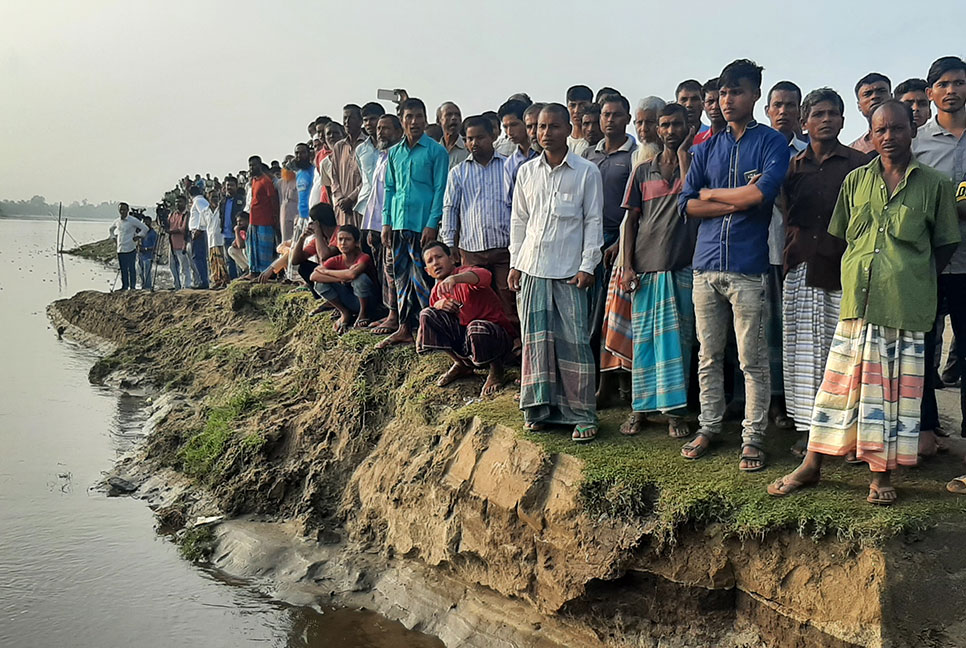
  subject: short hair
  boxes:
[894,78,928,98]
[523,102,546,120]
[854,73,891,97]
[675,79,702,97]
[188,186,202,197]
[872,99,915,128]
[701,78,720,99]
[482,110,499,126]
[498,99,528,122]
[315,116,332,127]
[377,113,402,130]
[309,202,336,227]
[801,87,845,120]
[436,101,460,123]
[248,155,262,163]
[581,103,601,121]
[423,240,451,257]
[506,92,532,106]
[337,224,361,241]
[566,85,593,102]
[927,56,966,87]
[361,101,385,118]
[238,210,250,221]
[659,103,689,121]
[767,81,802,105]
[325,122,346,136]
[119,201,129,208]
[719,59,764,91]
[400,97,427,116]
[541,103,571,124]
[635,96,666,114]
[463,115,495,137]
[599,93,630,114]
[595,86,620,103]
[307,120,317,131]
[343,103,362,118]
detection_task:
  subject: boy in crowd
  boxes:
[310,224,380,333]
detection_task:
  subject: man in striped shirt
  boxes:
[440,115,516,325]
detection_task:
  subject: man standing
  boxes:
[137,216,158,290]
[509,103,603,442]
[109,202,148,291]
[565,85,594,155]
[293,143,315,223]
[187,185,210,289]
[499,99,536,195]
[438,102,468,169]
[914,57,966,449]
[506,102,544,203]
[677,60,791,471]
[895,78,932,129]
[579,104,604,151]
[355,101,386,227]
[768,101,960,504]
[167,195,193,289]
[218,176,244,279]
[329,104,368,228]
[780,87,871,452]
[440,115,516,325]
[376,98,449,349]
[849,73,892,154]
[246,155,280,276]
[633,96,666,165]
[676,79,709,138]
[693,78,726,146]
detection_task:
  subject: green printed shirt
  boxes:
[829,156,961,332]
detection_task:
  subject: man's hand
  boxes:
[338,197,355,214]
[603,241,619,268]
[432,298,460,314]
[567,271,594,289]
[619,268,638,293]
[437,275,459,296]
[231,238,242,249]
[381,225,392,250]
[508,268,522,292]
[368,230,378,248]
[678,126,696,156]
[420,226,438,249]
[257,269,273,284]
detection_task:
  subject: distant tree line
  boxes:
[0,195,121,219]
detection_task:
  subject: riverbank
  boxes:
[49,285,966,647]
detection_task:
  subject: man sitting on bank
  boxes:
[417,241,517,397]
[310,224,380,333]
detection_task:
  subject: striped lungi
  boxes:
[518,274,596,426]
[781,263,841,433]
[808,318,924,472]
[631,268,694,413]
[208,246,229,286]
[246,224,277,274]
[416,308,511,366]
[600,268,633,371]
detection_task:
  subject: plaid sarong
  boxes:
[518,274,596,426]
[392,230,432,328]
[808,318,924,472]
[631,268,694,413]
[416,308,511,366]
[246,224,277,274]
[600,268,633,371]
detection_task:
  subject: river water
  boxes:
[0,218,442,648]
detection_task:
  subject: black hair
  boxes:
[581,103,601,120]
[894,78,928,98]
[482,110,500,128]
[541,103,571,124]
[463,115,495,137]
[498,99,528,122]
[400,97,427,116]
[719,59,764,91]
[872,99,915,128]
[188,186,202,197]
[325,122,346,137]
[248,155,262,163]
[566,85,593,102]
[926,56,966,87]
[238,210,249,221]
[701,78,719,99]
[423,240,451,257]
[659,103,689,120]
[295,142,310,152]
[523,102,546,120]
[595,86,620,103]
[343,103,363,118]
[676,79,702,97]
[599,93,630,114]
[377,113,402,130]
[361,101,386,118]
[801,87,845,120]
[309,202,337,227]
[315,116,332,127]
[337,224,361,242]
[767,81,802,105]
[854,73,891,97]
[119,201,129,208]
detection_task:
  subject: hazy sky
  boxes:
[0,0,953,206]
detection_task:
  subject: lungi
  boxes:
[392,230,432,328]
[208,246,229,286]
[518,274,596,426]
[808,318,924,472]
[600,268,633,372]
[631,268,694,414]
[416,308,511,366]
[781,263,841,433]
[246,224,277,274]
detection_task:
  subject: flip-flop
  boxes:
[867,485,897,506]
[523,421,546,432]
[739,444,766,473]
[945,476,966,495]
[667,417,691,439]
[370,325,396,335]
[681,432,714,460]
[355,318,372,329]
[767,474,820,497]
[572,425,598,443]
[620,414,645,436]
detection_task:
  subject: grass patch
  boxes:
[179,526,216,562]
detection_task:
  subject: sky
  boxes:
[0,0,954,207]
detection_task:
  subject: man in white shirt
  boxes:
[509,103,604,443]
[108,202,148,290]
[188,185,210,289]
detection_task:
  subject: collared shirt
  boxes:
[249,174,280,227]
[504,145,539,205]
[849,131,875,154]
[510,151,604,279]
[383,133,450,232]
[138,228,158,259]
[189,195,210,231]
[295,167,315,220]
[109,216,149,253]
[913,115,966,273]
[680,120,790,274]
[768,135,808,265]
[440,153,511,252]
[829,156,960,331]
[567,135,590,157]
[623,156,697,273]
[221,197,236,241]
[582,135,639,234]
[168,210,188,251]
[782,142,872,291]
[362,150,389,232]
[494,135,517,157]
[444,135,469,169]
[205,207,225,248]
[355,137,379,216]
[329,133,367,210]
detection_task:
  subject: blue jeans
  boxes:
[137,255,153,290]
[316,274,376,314]
[190,234,209,289]
[223,238,239,279]
[117,251,136,290]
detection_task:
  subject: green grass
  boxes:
[179,526,216,562]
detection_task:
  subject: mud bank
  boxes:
[49,286,966,647]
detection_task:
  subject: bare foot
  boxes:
[370,314,399,335]
[481,363,504,397]
[374,327,414,350]
[767,462,821,496]
[437,361,474,387]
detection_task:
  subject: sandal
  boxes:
[946,476,966,495]
[739,444,766,473]
[845,451,864,465]
[620,413,646,436]
[572,424,598,443]
[867,485,897,506]
[767,473,819,497]
[523,421,546,432]
[354,318,372,329]
[681,432,714,460]
[667,416,691,439]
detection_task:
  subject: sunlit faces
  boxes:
[703,90,724,129]
[580,111,603,144]
[676,88,703,126]
[765,90,801,135]
[343,108,363,139]
[871,103,914,159]
[857,81,891,119]
[927,70,966,115]
[600,101,630,138]
[375,115,402,150]
[402,106,427,142]
[803,100,845,143]
[501,114,528,146]
[423,244,454,280]
[439,103,462,137]
[898,90,931,128]
[566,99,591,129]
[335,229,360,256]
[719,78,760,124]
[538,108,570,153]
[634,108,659,144]
[465,124,495,163]
[657,111,688,151]
[324,123,345,150]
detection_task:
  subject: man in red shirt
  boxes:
[417,241,517,397]
[246,155,280,275]
[310,224,379,333]
[166,195,193,289]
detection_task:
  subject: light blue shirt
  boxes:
[296,167,314,220]
[383,133,449,232]
[440,153,511,252]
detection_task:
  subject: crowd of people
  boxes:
[109,55,966,506]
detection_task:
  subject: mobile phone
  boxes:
[377,88,400,102]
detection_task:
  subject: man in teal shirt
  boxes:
[377,97,450,349]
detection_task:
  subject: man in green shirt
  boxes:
[768,100,960,506]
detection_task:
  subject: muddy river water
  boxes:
[0,218,442,648]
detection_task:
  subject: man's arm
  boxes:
[508,167,530,269]
[426,146,449,230]
[439,167,462,248]
[578,166,604,277]
[382,152,396,226]
[936,244,957,273]
[702,133,790,210]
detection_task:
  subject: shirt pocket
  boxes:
[410,158,433,187]
[845,203,873,243]
[554,192,579,219]
[890,204,927,249]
